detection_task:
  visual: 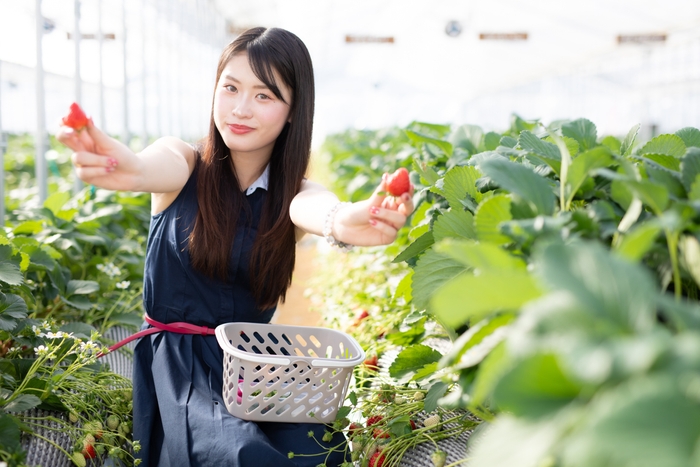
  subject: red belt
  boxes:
[97,314,216,358]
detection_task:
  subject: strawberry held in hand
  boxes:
[62,102,89,130]
[385,167,411,197]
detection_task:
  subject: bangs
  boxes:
[246,43,289,104]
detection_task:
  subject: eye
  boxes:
[224,85,237,92]
[257,93,271,100]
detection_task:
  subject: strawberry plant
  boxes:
[316,115,700,466]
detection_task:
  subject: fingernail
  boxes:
[369,207,380,215]
[108,158,118,167]
[369,219,377,226]
[106,166,114,172]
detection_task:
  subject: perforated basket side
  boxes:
[217,323,363,423]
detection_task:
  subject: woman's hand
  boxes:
[57,118,143,191]
[332,173,415,247]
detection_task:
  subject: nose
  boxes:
[232,94,253,119]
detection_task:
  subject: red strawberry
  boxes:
[369,451,386,467]
[410,419,417,430]
[363,355,379,371]
[347,422,362,438]
[386,168,411,197]
[81,440,97,459]
[373,427,390,439]
[62,102,89,130]
[366,415,383,426]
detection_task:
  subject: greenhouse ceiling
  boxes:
[213,0,700,137]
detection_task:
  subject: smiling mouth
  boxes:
[229,124,254,134]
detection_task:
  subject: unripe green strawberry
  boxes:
[71,451,87,467]
[69,412,79,424]
[394,395,405,404]
[413,391,425,401]
[106,415,120,431]
[423,414,440,429]
[431,449,447,467]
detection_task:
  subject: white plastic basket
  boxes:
[215,322,365,424]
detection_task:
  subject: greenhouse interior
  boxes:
[1,0,700,466]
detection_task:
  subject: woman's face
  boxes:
[213,53,292,160]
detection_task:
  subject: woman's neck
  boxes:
[230,152,271,191]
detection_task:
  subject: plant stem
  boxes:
[666,229,682,299]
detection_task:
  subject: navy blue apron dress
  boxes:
[132,167,348,466]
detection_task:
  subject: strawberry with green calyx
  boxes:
[385,167,411,197]
[61,102,89,130]
[431,449,447,467]
[106,414,120,431]
[372,427,390,439]
[81,438,97,459]
[348,422,363,438]
[423,414,441,430]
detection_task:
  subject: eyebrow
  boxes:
[223,74,270,90]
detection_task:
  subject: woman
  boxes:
[58,27,413,466]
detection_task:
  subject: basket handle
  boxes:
[215,326,292,366]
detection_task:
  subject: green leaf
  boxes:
[625,180,669,214]
[432,209,476,241]
[561,118,597,151]
[450,124,483,154]
[0,261,23,286]
[348,391,357,406]
[614,221,663,261]
[388,344,443,380]
[621,123,641,156]
[475,194,512,245]
[493,353,582,418]
[424,381,449,413]
[680,147,700,192]
[393,269,413,303]
[639,134,686,158]
[563,376,700,467]
[434,239,526,271]
[60,295,93,311]
[535,241,657,333]
[412,158,440,186]
[386,317,425,346]
[443,165,484,210]
[0,294,29,331]
[478,157,555,216]
[432,270,542,328]
[566,146,614,205]
[66,280,100,296]
[643,163,685,198]
[412,249,467,311]
[601,135,622,153]
[0,413,21,449]
[3,394,42,412]
[638,153,681,171]
[43,191,70,215]
[519,131,561,161]
[405,130,453,157]
[13,220,43,235]
[336,405,352,420]
[484,132,502,150]
[675,127,700,148]
[393,231,434,263]
[441,312,515,370]
[690,175,700,201]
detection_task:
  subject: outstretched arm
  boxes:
[57,118,194,195]
[290,175,414,247]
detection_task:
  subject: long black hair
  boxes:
[188,27,315,310]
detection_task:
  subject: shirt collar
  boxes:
[245,164,270,196]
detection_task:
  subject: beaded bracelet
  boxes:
[323,201,353,250]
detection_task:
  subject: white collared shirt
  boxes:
[245,164,269,196]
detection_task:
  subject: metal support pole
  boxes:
[35,0,48,203]
[73,0,83,194]
[0,59,5,226]
[141,0,148,149]
[122,0,129,145]
[98,0,105,130]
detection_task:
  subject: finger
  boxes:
[368,218,399,241]
[76,165,115,181]
[367,173,389,206]
[369,206,407,231]
[72,151,118,170]
[57,127,88,152]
